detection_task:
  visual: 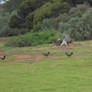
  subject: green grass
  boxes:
[0,40,92,92]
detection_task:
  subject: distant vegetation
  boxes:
[0,0,24,36]
[1,0,92,46]
[6,30,61,47]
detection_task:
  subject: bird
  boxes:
[65,52,73,57]
[43,52,50,56]
[0,56,6,60]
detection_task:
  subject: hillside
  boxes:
[0,0,92,47]
[0,1,92,91]
[0,38,92,92]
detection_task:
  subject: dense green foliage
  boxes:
[0,27,29,37]
[33,2,69,31]
[9,0,71,30]
[2,0,24,12]
[18,0,51,18]
[8,0,92,34]
[1,0,92,46]
[59,5,92,40]
[9,15,23,28]
[6,30,61,47]
[41,4,92,41]
[0,12,9,30]
[0,0,24,36]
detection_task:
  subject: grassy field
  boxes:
[0,38,92,92]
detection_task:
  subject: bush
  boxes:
[0,27,29,37]
[6,30,62,47]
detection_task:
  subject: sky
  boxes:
[0,0,8,4]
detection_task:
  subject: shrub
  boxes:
[0,27,29,37]
[6,30,62,47]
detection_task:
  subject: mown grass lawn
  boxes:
[0,40,92,92]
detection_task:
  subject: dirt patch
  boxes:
[12,53,47,60]
[88,40,92,42]
[0,51,4,54]
[35,55,47,60]
[5,53,47,64]
[13,54,33,60]
[2,52,53,64]
[0,39,10,43]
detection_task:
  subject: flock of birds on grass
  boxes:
[43,51,73,57]
[0,44,73,60]
[0,40,73,61]
[0,34,74,61]
[0,51,73,61]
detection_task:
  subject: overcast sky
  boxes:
[0,0,8,4]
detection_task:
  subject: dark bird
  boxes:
[43,52,50,56]
[0,56,6,60]
[65,52,73,57]
[67,40,72,45]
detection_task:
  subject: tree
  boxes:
[9,14,24,28]
[32,0,70,30]
[17,0,51,18]
[2,0,24,12]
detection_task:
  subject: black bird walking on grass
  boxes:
[43,52,50,56]
[0,56,6,60]
[65,52,73,57]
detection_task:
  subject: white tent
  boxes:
[60,39,67,46]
